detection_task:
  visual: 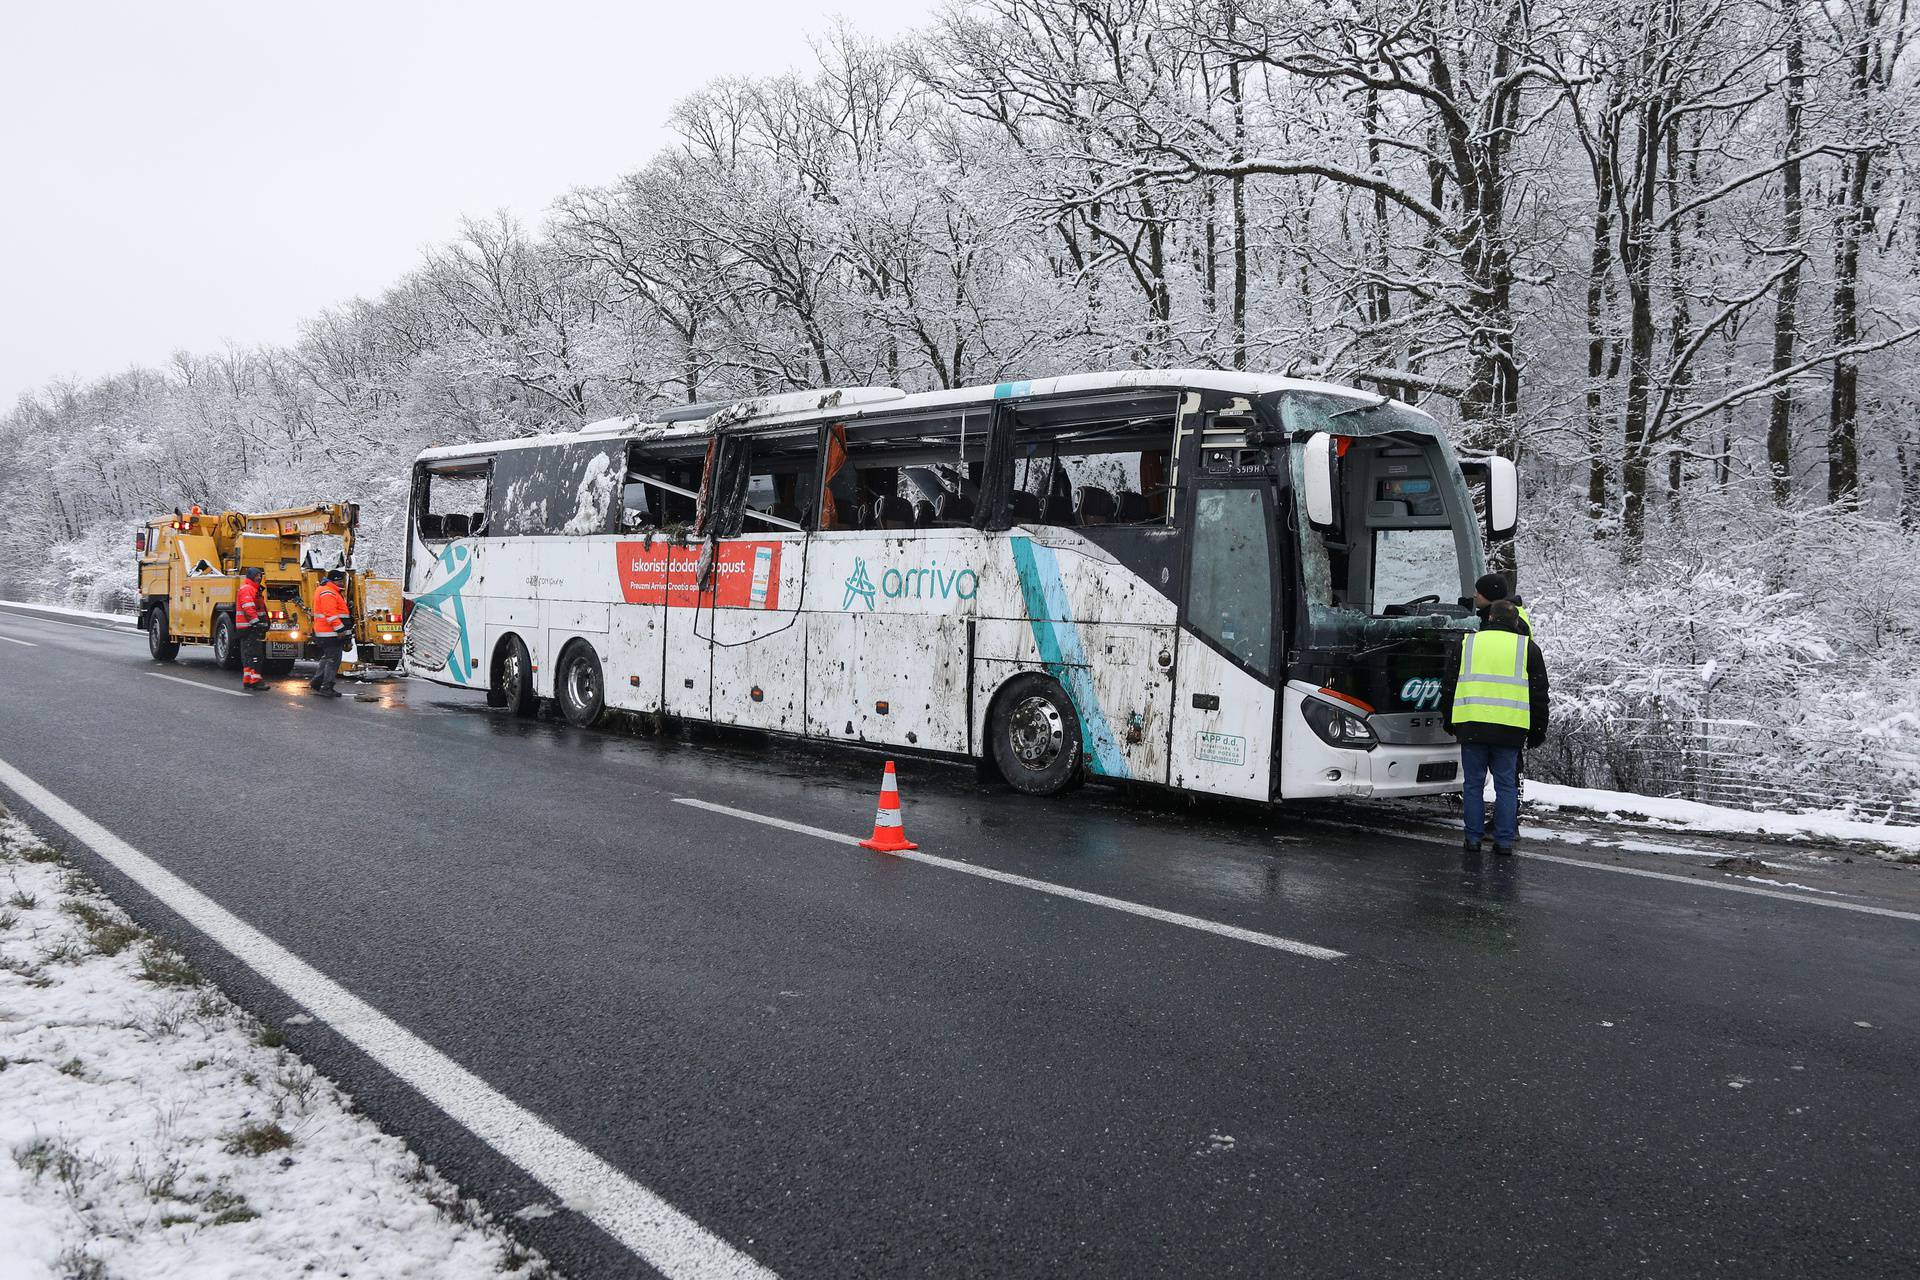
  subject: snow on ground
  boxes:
[1521,780,1920,858]
[0,811,551,1279]
[0,600,134,627]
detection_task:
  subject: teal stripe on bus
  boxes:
[1008,536,1130,779]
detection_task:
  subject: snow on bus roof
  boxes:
[412,369,1428,465]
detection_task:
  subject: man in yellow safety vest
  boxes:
[1443,598,1549,854]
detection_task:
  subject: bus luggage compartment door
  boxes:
[710,536,807,734]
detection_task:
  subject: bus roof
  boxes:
[411,369,1432,466]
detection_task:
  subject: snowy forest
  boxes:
[3,0,1917,819]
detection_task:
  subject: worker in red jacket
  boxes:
[308,568,351,698]
[235,566,268,689]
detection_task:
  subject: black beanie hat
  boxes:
[1475,572,1509,601]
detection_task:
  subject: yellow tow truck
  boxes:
[135,503,406,673]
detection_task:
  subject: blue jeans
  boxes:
[1460,742,1521,846]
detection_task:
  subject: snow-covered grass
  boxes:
[0,810,552,1279]
[1522,780,1920,860]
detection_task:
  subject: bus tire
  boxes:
[989,674,1084,796]
[211,612,242,670]
[557,642,605,728]
[146,605,180,663]
[495,636,536,717]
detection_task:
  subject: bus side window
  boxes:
[826,414,982,531]
[1001,393,1178,529]
[624,445,705,533]
[736,433,818,533]
[419,464,491,542]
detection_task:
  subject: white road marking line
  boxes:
[1517,849,1920,924]
[1327,820,1920,925]
[675,797,1346,961]
[147,672,251,699]
[0,634,36,647]
[0,758,776,1280]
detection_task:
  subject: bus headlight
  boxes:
[1303,700,1378,751]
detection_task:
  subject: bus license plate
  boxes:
[1418,762,1458,784]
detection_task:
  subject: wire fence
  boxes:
[1536,713,1920,827]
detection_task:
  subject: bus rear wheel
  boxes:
[146,605,180,663]
[990,674,1084,796]
[495,636,536,717]
[557,643,605,728]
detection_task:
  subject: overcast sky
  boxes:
[2,0,934,407]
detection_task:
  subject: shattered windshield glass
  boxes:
[1269,391,1484,651]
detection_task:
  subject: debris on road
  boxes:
[0,810,550,1279]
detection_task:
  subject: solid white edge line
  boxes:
[674,797,1346,961]
[0,634,37,646]
[0,757,778,1280]
[1516,848,1920,924]
[0,606,136,633]
[1329,820,1920,925]
[147,672,251,699]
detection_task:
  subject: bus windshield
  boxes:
[1268,391,1484,651]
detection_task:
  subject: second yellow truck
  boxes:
[135,503,405,673]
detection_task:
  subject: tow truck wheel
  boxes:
[146,605,180,663]
[557,643,605,728]
[989,673,1085,796]
[495,636,536,717]
[211,613,242,671]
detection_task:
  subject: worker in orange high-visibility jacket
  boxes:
[308,568,351,698]
[235,566,269,689]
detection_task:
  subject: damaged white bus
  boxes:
[402,371,1517,802]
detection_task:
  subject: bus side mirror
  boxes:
[1486,456,1518,538]
[1303,432,1335,528]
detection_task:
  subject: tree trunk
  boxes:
[1766,2,1805,506]
[1585,165,1616,525]
[1828,0,1878,509]
[1620,91,1664,551]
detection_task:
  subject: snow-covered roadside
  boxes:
[0,810,551,1279]
[0,600,135,628]
[1521,781,1920,860]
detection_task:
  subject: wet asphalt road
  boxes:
[0,603,1916,1279]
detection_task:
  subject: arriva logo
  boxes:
[843,559,878,610]
[1400,677,1444,710]
[843,556,980,610]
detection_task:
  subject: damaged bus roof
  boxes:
[412,369,1436,466]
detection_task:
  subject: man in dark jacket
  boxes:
[1442,599,1549,854]
[1470,572,1533,636]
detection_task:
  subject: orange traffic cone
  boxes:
[858,760,918,852]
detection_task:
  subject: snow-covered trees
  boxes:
[2,0,1916,814]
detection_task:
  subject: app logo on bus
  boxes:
[1400,677,1444,710]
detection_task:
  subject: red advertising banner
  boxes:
[615,540,782,610]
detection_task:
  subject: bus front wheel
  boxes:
[557,643,605,728]
[990,674,1084,796]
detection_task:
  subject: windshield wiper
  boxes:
[1326,394,1391,421]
